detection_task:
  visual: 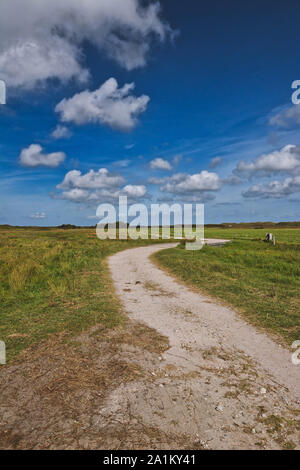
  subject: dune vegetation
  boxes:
[1,226,300,361]
[154,228,300,346]
[0,227,167,361]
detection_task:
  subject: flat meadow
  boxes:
[0,227,167,361]
[154,227,300,346]
[1,226,299,362]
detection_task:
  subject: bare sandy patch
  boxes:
[108,243,300,450]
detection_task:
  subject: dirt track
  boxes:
[0,242,299,450]
[108,242,300,449]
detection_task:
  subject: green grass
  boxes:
[0,228,168,361]
[154,228,300,346]
[2,226,300,360]
[205,227,300,244]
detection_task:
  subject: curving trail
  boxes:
[108,242,300,449]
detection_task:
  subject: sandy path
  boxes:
[108,242,300,449]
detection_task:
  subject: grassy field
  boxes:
[205,227,300,244]
[1,227,300,361]
[0,228,169,361]
[154,228,300,346]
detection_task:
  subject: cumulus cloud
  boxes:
[19,144,66,168]
[51,125,72,140]
[60,185,147,203]
[29,211,46,219]
[149,158,172,170]
[55,78,149,131]
[0,37,89,89]
[148,171,221,202]
[162,171,221,194]
[269,105,300,128]
[209,156,222,168]
[57,168,124,190]
[60,188,91,203]
[235,145,300,177]
[0,0,171,89]
[243,176,300,198]
[123,185,146,197]
[56,167,146,204]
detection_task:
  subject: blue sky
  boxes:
[1,0,300,225]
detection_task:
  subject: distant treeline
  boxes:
[1,221,300,230]
[0,224,96,230]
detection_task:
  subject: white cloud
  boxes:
[209,156,222,168]
[123,185,146,197]
[57,168,124,190]
[29,211,46,219]
[150,158,172,170]
[19,144,66,168]
[61,188,91,202]
[235,145,300,176]
[269,105,300,128]
[60,186,147,203]
[162,171,221,194]
[51,125,72,140]
[0,0,171,90]
[243,176,300,198]
[55,78,149,131]
[56,167,146,204]
[0,37,89,89]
